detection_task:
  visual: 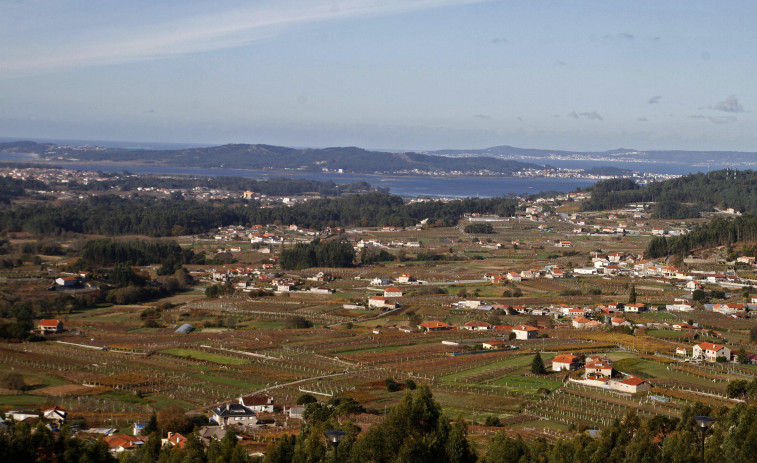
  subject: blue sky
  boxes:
[1,0,756,151]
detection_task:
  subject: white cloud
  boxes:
[2,0,490,75]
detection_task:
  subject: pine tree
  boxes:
[628,284,637,304]
[531,352,546,375]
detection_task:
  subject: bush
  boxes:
[404,379,417,390]
[484,415,501,427]
[385,378,400,392]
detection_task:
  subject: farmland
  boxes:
[2,173,757,453]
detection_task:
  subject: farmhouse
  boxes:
[55,276,78,287]
[162,432,187,449]
[396,274,415,284]
[463,320,492,331]
[482,341,508,350]
[419,321,452,331]
[43,406,67,424]
[210,403,258,429]
[584,357,613,378]
[38,319,63,334]
[614,376,651,393]
[572,316,591,329]
[383,287,403,298]
[239,395,274,413]
[512,324,539,340]
[611,318,631,327]
[368,296,396,309]
[552,354,580,371]
[103,435,145,454]
[692,342,730,362]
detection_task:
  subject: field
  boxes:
[3,210,757,446]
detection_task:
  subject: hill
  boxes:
[581,169,757,218]
[0,141,542,176]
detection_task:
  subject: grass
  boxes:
[0,395,47,406]
[190,372,263,389]
[439,355,533,384]
[490,375,563,392]
[160,348,249,365]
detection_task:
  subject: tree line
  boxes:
[0,193,518,236]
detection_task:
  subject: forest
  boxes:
[646,213,757,258]
[0,193,519,236]
[280,241,356,270]
[581,169,757,217]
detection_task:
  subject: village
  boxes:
[2,181,757,458]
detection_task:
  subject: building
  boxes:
[552,354,580,371]
[368,296,396,309]
[383,287,403,298]
[55,276,78,287]
[418,321,452,331]
[511,325,539,340]
[162,432,187,449]
[572,316,591,329]
[43,406,67,424]
[463,320,492,331]
[482,341,508,350]
[585,357,613,378]
[239,395,274,413]
[210,403,257,429]
[103,435,145,454]
[614,376,651,393]
[38,319,62,334]
[692,342,731,362]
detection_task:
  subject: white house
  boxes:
[692,342,730,362]
[552,354,580,371]
[512,325,539,340]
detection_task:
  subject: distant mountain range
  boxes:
[428,145,757,165]
[2,140,756,175]
[0,141,543,175]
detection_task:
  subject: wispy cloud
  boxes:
[689,114,738,124]
[707,95,744,113]
[490,38,508,45]
[568,111,603,121]
[637,117,648,122]
[648,95,661,104]
[474,114,492,120]
[2,0,490,74]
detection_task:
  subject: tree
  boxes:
[296,393,317,405]
[157,404,193,435]
[404,379,417,390]
[628,284,637,304]
[0,372,25,391]
[737,347,749,364]
[144,413,158,435]
[531,352,546,375]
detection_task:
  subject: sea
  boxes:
[0,148,734,199]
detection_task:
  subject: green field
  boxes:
[160,348,249,365]
[0,395,47,406]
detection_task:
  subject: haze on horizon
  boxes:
[1,1,755,153]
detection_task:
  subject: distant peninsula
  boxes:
[0,141,543,176]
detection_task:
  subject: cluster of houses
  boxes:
[417,320,540,340]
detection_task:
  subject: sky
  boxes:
[1,0,756,152]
